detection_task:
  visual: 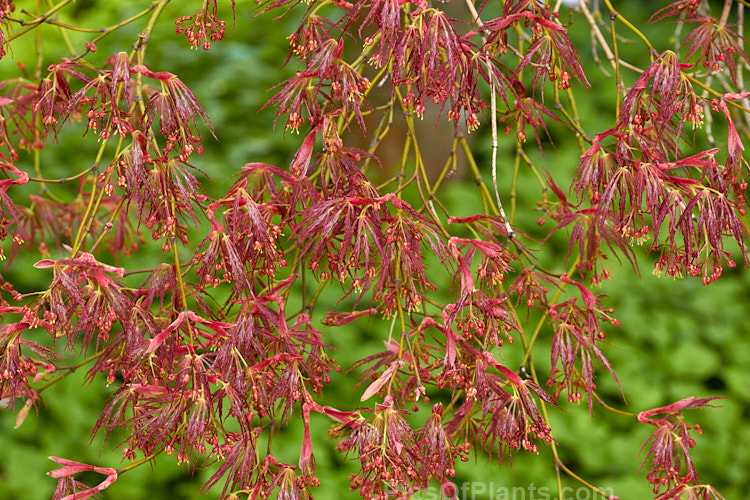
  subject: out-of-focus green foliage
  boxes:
[1,1,748,499]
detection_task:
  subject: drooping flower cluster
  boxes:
[175,0,234,51]
[638,397,723,497]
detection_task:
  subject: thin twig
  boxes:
[464,0,515,239]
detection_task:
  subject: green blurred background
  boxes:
[1,1,749,499]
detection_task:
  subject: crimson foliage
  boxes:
[0,0,745,499]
